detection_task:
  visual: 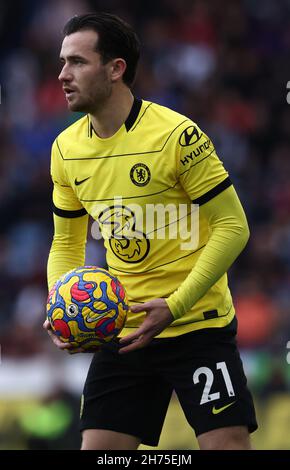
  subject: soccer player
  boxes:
[44,12,257,450]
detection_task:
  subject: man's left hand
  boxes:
[119,298,174,354]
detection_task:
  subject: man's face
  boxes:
[59,30,112,112]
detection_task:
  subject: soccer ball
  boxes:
[46,266,128,350]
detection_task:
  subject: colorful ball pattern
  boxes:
[46,266,128,350]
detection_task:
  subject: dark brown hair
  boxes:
[63,12,140,87]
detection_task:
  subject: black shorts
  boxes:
[80,317,257,446]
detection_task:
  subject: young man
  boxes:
[44,12,257,450]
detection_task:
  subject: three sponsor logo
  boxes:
[98,204,150,263]
[90,198,200,262]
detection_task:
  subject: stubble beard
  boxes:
[68,80,112,114]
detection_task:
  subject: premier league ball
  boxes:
[46,266,128,350]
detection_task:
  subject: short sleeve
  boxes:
[51,139,87,216]
[177,123,231,204]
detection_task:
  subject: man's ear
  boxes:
[110,58,127,82]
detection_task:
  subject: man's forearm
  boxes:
[47,214,88,291]
[166,186,249,319]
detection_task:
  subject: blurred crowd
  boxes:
[1,0,290,407]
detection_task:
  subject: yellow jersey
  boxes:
[50,98,235,337]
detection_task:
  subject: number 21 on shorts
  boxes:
[193,361,235,405]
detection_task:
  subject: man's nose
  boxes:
[58,65,73,82]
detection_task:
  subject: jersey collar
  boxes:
[124,97,142,131]
[88,97,142,138]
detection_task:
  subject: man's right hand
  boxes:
[43,319,100,354]
[43,319,85,354]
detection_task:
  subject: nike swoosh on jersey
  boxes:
[212,401,236,415]
[75,177,91,186]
